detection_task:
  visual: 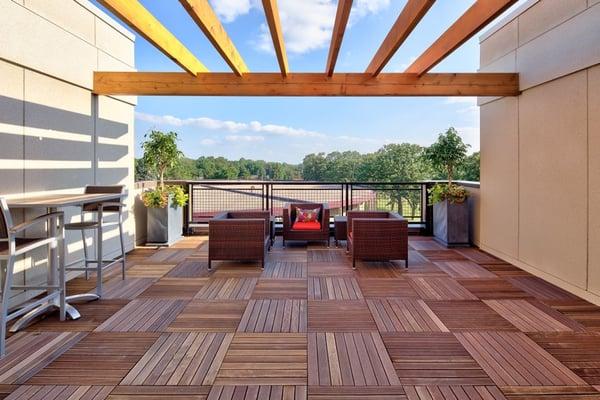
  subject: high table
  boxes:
[7,192,124,330]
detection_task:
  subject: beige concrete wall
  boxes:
[479,0,600,304]
[0,0,136,305]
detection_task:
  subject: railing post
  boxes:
[423,182,433,236]
[184,182,192,234]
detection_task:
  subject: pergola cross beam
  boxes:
[261,0,289,77]
[326,0,353,76]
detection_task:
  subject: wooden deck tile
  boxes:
[484,299,585,332]
[528,332,600,385]
[252,279,307,299]
[353,261,406,278]
[479,264,530,277]
[408,277,478,300]
[95,299,187,332]
[27,333,159,385]
[455,248,507,264]
[109,385,210,399]
[127,264,177,278]
[543,299,600,331]
[382,333,493,386]
[308,250,346,264]
[101,278,157,299]
[168,300,248,332]
[122,332,233,385]
[457,279,532,300]
[215,333,307,385]
[434,261,497,279]
[409,239,445,251]
[138,278,207,299]
[308,386,406,399]
[5,385,113,400]
[262,262,307,279]
[508,277,579,301]
[419,250,467,262]
[211,263,264,278]
[456,331,586,386]
[404,385,507,400]
[358,278,419,298]
[238,300,307,333]
[425,301,518,332]
[366,298,448,333]
[308,300,377,332]
[23,300,128,332]
[308,332,399,386]
[208,385,306,399]
[308,277,362,300]
[0,332,85,384]
[500,386,600,399]
[146,248,195,263]
[166,260,210,278]
[194,278,258,300]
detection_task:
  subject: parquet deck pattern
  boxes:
[1,236,599,399]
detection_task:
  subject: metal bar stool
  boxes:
[0,198,65,357]
[64,186,126,299]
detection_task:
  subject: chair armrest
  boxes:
[320,206,330,233]
[98,202,126,209]
[283,206,291,231]
[10,212,64,234]
[209,218,266,241]
[352,218,407,240]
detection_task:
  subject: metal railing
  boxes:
[165,180,435,235]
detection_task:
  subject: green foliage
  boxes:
[456,151,480,181]
[428,183,469,205]
[141,130,183,188]
[424,127,469,184]
[142,185,188,209]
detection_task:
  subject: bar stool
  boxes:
[0,198,65,357]
[64,186,126,298]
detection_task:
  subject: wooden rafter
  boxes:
[98,0,207,76]
[179,0,248,76]
[326,0,353,76]
[261,0,289,77]
[366,0,435,76]
[94,71,519,97]
[406,0,516,75]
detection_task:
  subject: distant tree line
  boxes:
[135,128,479,183]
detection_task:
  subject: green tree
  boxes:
[456,151,480,181]
[302,153,327,181]
[424,127,469,185]
[141,130,183,189]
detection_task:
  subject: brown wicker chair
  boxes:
[347,211,408,269]
[208,211,271,269]
[282,203,330,247]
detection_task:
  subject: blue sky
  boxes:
[93,0,518,163]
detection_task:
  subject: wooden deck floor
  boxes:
[2,236,600,399]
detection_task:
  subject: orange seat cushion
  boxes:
[292,221,321,231]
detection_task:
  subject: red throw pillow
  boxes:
[295,207,320,223]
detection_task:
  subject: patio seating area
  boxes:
[1,235,599,399]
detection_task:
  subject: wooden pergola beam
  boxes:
[93,71,519,97]
[179,0,248,76]
[261,0,289,77]
[98,0,207,76]
[326,0,353,76]
[406,0,517,75]
[366,0,435,76]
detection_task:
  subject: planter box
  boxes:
[146,199,183,246]
[433,200,469,247]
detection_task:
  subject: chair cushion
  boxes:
[292,221,322,231]
[295,208,320,223]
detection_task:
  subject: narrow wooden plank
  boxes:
[434,261,497,279]
[326,0,353,76]
[168,300,248,332]
[261,0,288,76]
[207,385,306,400]
[408,277,478,300]
[5,385,113,400]
[308,277,362,300]
[405,0,517,75]
[97,0,207,75]
[252,279,307,299]
[94,299,187,332]
[366,298,449,332]
[484,299,584,332]
[308,300,377,332]
[425,301,518,332]
[194,278,258,300]
[365,0,435,75]
[238,300,307,333]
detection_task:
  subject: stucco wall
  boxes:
[0,0,136,305]
[478,0,600,304]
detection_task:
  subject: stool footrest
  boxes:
[7,292,60,321]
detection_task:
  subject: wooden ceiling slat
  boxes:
[98,0,207,76]
[326,0,353,76]
[406,0,517,75]
[93,71,519,97]
[366,0,435,76]
[179,0,249,76]
[261,0,289,77]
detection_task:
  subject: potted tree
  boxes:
[425,128,470,247]
[141,130,188,245]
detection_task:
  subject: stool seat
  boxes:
[64,221,99,230]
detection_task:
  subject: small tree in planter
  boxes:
[141,130,189,245]
[425,127,470,246]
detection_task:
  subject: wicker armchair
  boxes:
[347,211,408,269]
[208,211,271,269]
[282,203,330,246]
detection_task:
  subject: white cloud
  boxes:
[352,0,390,18]
[135,111,325,138]
[395,55,417,71]
[200,138,218,145]
[444,97,479,114]
[209,0,254,23]
[226,135,265,142]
